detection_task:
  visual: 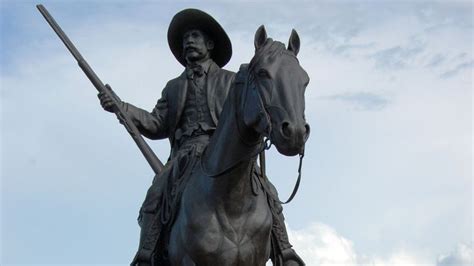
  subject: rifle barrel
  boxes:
[37,5,84,62]
[36,4,164,174]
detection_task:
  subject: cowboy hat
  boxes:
[168,8,232,67]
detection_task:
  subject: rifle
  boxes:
[36,4,164,174]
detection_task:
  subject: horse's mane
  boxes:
[227,39,288,108]
[249,38,287,72]
[228,38,295,107]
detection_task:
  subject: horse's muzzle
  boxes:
[273,121,310,156]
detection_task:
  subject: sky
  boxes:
[1,0,472,265]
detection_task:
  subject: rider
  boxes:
[98,8,304,266]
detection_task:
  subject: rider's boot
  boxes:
[272,210,306,266]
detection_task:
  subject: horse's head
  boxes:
[242,26,310,156]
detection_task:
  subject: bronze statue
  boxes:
[38,6,309,266]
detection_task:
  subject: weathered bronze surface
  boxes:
[39,6,310,266]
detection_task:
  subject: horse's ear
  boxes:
[254,25,267,51]
[288,29,300,56]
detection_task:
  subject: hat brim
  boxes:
[168,9,232,68]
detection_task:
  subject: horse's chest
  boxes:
[170,187,272,265]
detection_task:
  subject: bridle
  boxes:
[246,65,305,204]
[200,48,305,204]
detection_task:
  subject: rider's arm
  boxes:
[123,86,170,140]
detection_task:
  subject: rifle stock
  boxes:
[37,4,164,174]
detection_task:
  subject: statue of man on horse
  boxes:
[98,9,308,266]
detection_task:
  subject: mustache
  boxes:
[184,45,199,52]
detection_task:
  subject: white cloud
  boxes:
[364,251,432,266]
[286,222,471,266]
[287,222,358,266]
[437,243,473,266]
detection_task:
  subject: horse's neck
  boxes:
[202,68,261,202]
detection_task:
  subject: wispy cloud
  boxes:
[325,92,390,111]
[334,42,376,56]
[455,52,468,61]
[418,2,473,33]
[371,43,425,70]
[440,60,474,79]
[425,53,446,68]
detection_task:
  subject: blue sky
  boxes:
[1,0,472,265]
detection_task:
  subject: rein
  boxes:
[199,139,266,178]
[259,142,304,205]
[199,138,304,205]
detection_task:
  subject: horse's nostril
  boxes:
[304,123,311,140]
[281,121,291,138]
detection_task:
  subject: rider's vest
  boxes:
[175,69,215,146]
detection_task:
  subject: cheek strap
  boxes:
[243,82,272,137]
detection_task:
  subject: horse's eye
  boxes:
[258,69,270,78]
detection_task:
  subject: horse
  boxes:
[167,26,310,265]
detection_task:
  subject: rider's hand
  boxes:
[98,84,122,113]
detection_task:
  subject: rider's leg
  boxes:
[133,163,174,266]
[260,173,305,266]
